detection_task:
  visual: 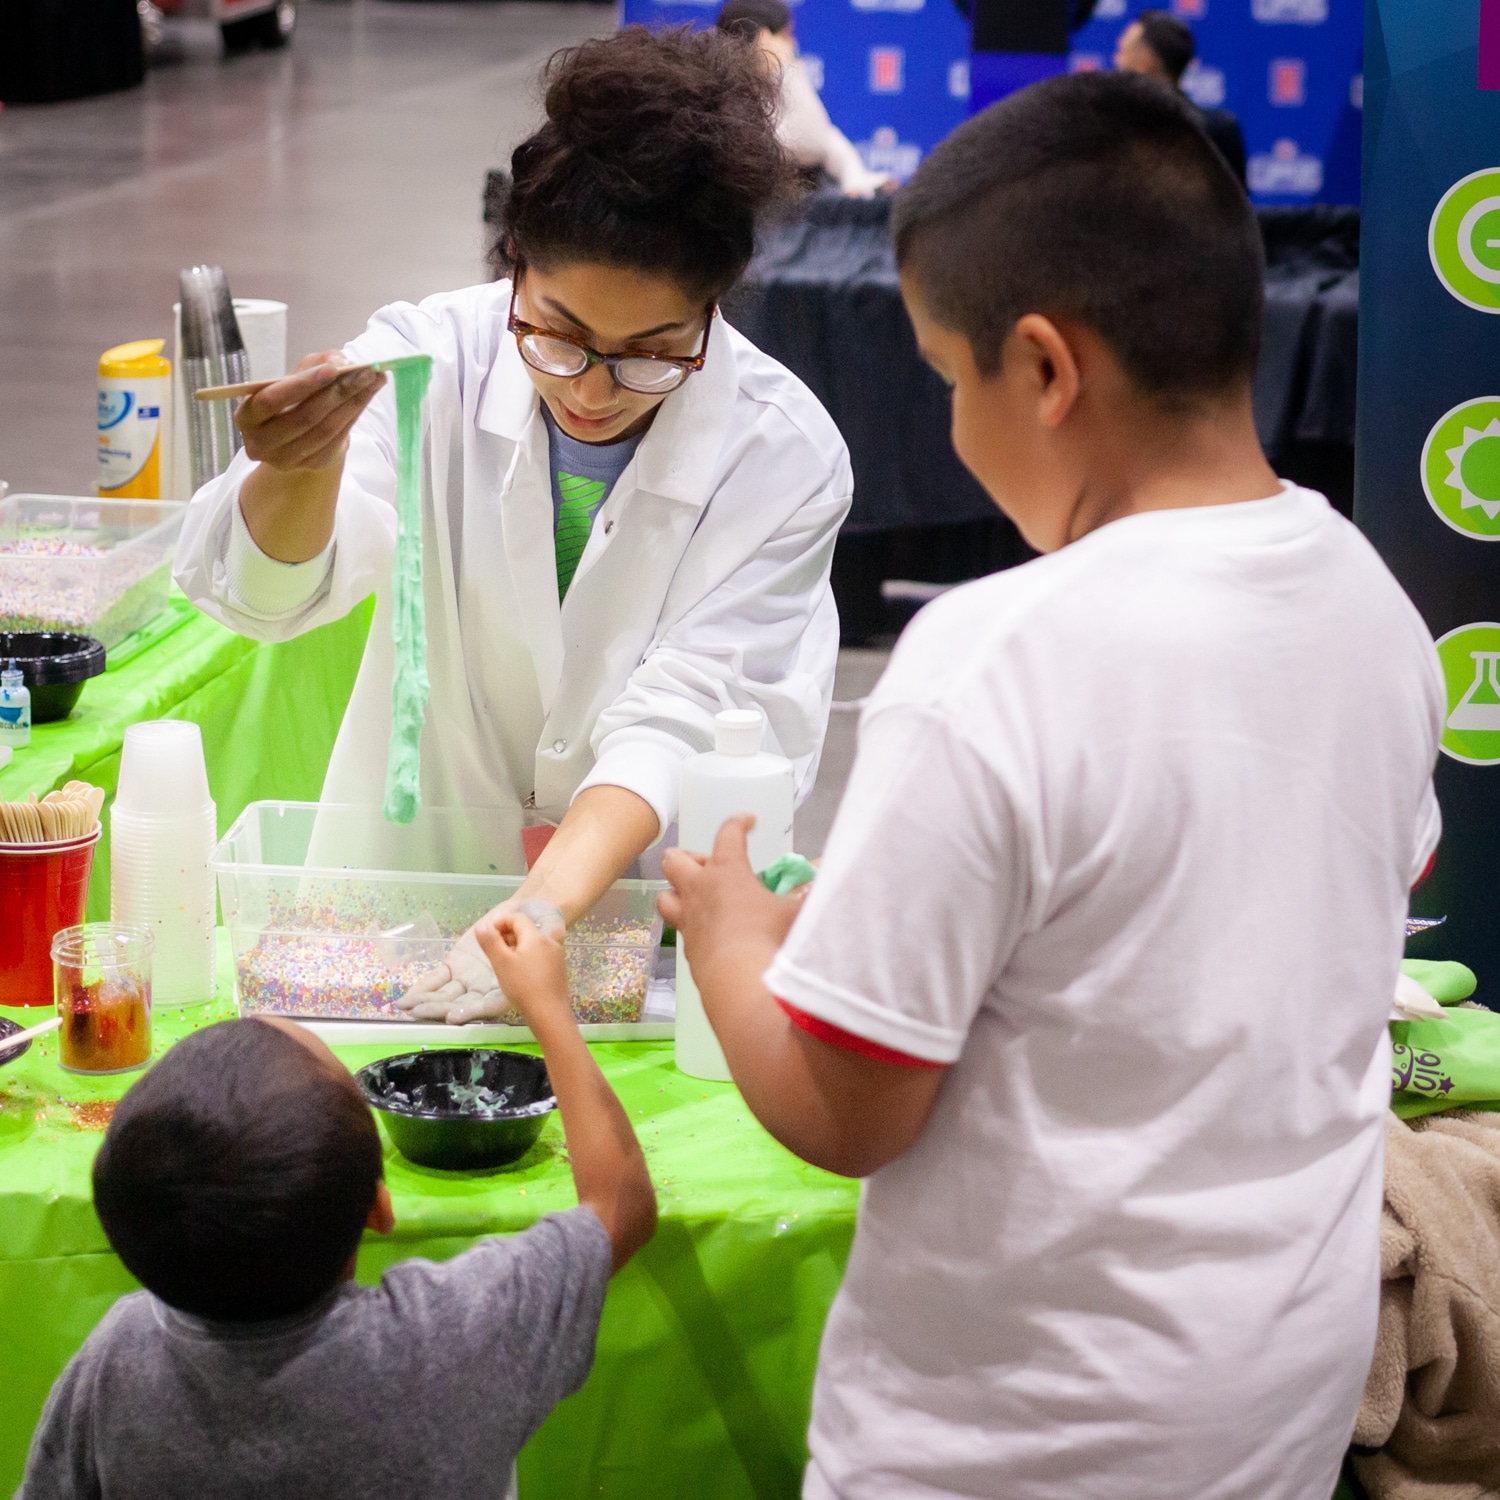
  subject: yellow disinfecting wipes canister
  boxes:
[98,338,171,498]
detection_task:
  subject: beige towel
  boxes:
[1352,1111,1500,1499]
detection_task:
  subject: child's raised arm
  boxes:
[474,914,656,1270]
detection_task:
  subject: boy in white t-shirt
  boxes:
[659,72,1444,1500]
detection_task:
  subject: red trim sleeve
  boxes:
[777,998,946,1070]
[1413,850,1436,890]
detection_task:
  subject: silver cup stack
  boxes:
[179,265,251,490]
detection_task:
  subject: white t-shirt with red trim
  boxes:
[766,486,1443,1500]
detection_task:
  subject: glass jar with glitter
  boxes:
[52,923,154,1075]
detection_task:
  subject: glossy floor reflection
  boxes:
[0,0,612,494]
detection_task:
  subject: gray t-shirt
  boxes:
[19,1207,612,1500]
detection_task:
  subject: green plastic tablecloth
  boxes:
[0,591,374,922]
[0,936,857,1496]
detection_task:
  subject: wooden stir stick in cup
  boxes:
[0,781,105,843]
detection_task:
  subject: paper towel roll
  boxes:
[164,297,288,500]
[233,299,288,383]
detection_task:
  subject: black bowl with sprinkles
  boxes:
[356,1048,555,1171]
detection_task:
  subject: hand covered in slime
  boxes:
[397,898,566,1024]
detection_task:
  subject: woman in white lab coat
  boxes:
[175,26,852,1020]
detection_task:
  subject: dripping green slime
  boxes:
[382,353,434,824]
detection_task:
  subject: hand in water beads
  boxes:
[398,899,566,1026]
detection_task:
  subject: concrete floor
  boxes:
[0,0,612,495]
[0,0,887,849]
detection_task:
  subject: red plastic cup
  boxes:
[0,828,101,1007]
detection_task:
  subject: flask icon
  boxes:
[1447,650,1500,731]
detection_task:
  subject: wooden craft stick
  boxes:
[193,360,382,402]
[0,778,105,843]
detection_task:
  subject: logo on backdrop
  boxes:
[869,46,904,93]
[851,0,924,11]
[801,53,824,90]
[1430,169,1500,313]
[1170,0,1206,17]
[1422,397,1500,539]
[947,58,970,99]
[1251,0,1327,22]
[1093,0,1127,14]
[1181,58,1226,108]
[1269,58,1307,106]
[1070,53,1105,72]
[859,126,920,180]
[1435,623,1500,764]
[1247,139,1323,195]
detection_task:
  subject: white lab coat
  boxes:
[175,279,852,865]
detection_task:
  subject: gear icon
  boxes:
[1422,397,1500,539]
[1443,417,1500,520]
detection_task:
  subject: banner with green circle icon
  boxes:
[1430,168,1500,313]
[1422,397,1500,539]
[1436,622,1500,764]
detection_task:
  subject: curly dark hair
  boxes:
[496,26,793,302]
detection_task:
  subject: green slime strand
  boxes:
[383,354,435,824]
[758,852,817,896]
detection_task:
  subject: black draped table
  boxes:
[724,195,1360,642]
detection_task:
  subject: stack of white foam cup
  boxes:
[110,720,217,1006]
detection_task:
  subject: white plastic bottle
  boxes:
[0,661,31,750]
[675,708,794,1080]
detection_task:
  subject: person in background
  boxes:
[18,921,656,1500]
[718,0,893,198]
[1114,8,1246,187]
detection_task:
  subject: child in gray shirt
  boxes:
[20,910,657,1500]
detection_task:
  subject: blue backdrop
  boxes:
[622,0,972,185]
[623,0,1363,203]
[1067,0,1363,203]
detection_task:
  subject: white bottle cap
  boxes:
[714,708,764,756]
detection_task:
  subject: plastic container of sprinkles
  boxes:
[0,495,186,649]
[212,802,664,1035]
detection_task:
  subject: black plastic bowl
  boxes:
[0,1017,33,1068]
[356,1048,555,1171]
[0,632,106,723]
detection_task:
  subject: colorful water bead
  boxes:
[235,913,657,1024]
[0,534,160,634]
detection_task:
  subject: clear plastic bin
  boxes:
[0,494,187,648]
[212,802,665,1030]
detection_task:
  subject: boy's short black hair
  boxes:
[717,0,791,38]
[93,1019,382,1323]
[1137,10,1195,83]
[891,72,1263,405]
